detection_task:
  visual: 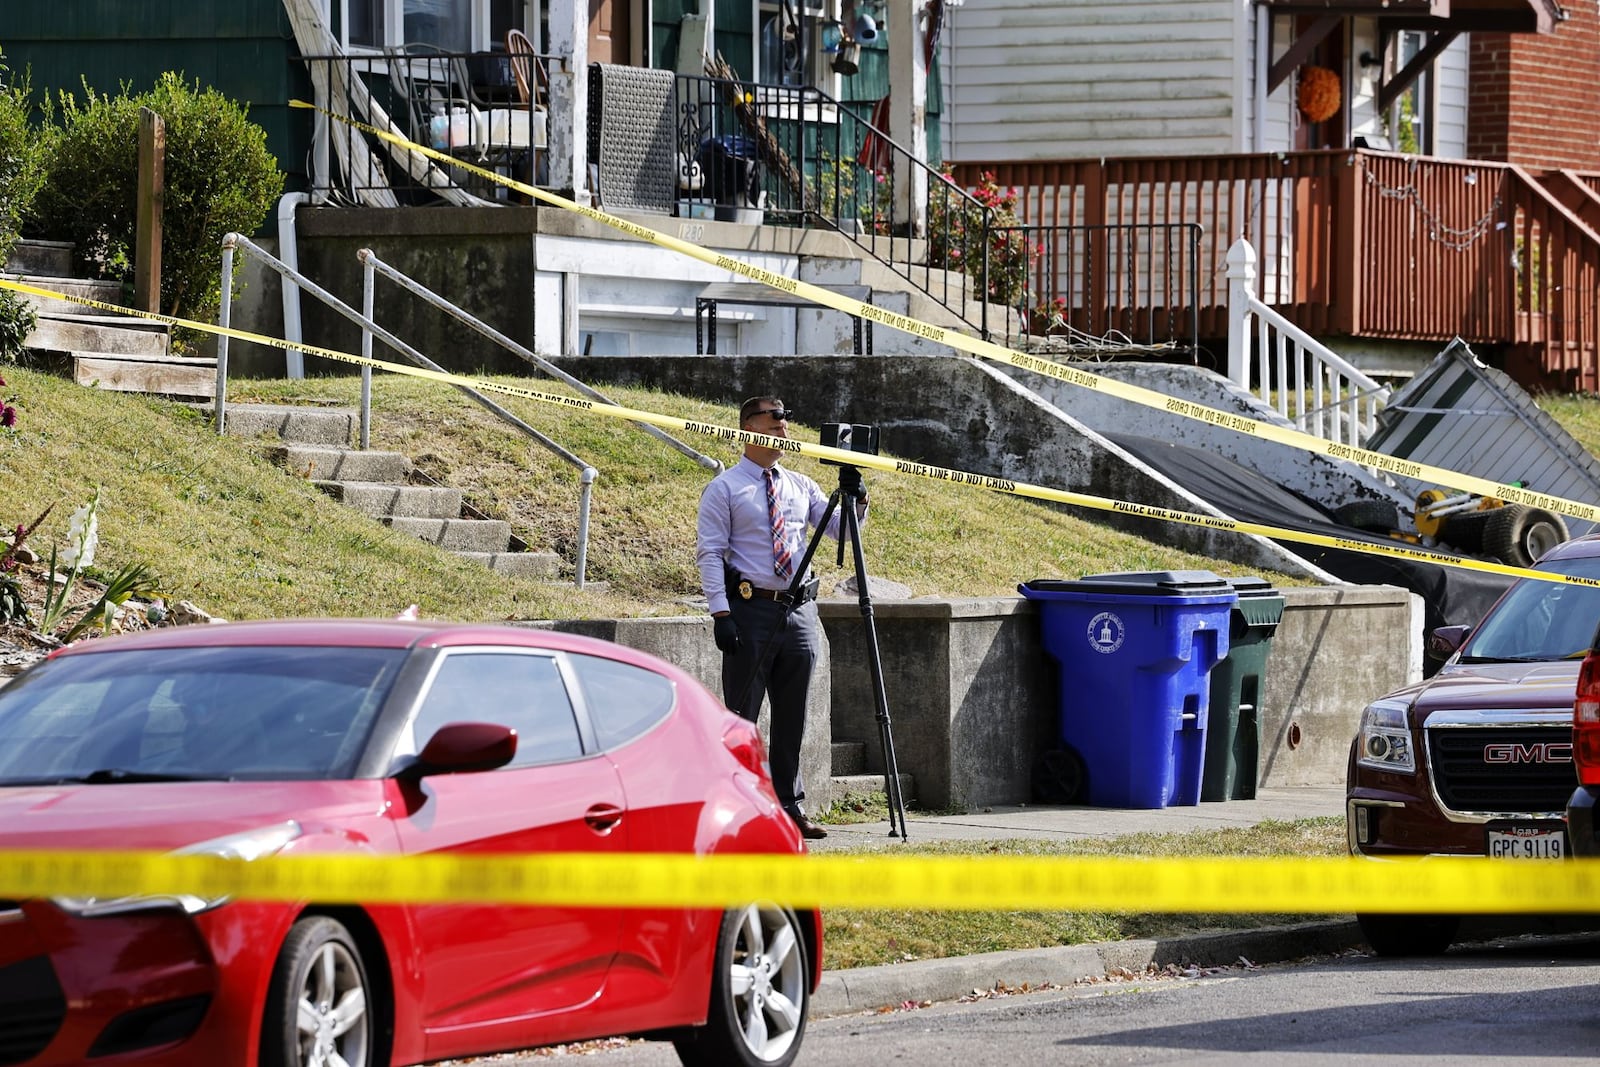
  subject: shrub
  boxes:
[925,168,1034,309]
[30,71,283,325]
[0,52,50,362]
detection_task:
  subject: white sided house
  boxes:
[938,1,1484,162]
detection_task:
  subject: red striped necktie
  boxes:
[765,467,793,581]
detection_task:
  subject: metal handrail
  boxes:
[672,72,996,337]
[989,222,1202,358]
[215,231,607,588]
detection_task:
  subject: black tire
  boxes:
[674,904,809,1067]
[1356,912,1460,957]
[1440,508,1494,553]
[261,917,374,1067]
[1333,499,1401,533]
[1032,748,1085,805]
[1484,505,1568,567]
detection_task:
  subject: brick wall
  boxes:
[1469,6,1600,169]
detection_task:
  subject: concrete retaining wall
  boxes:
[536,583,1420,813]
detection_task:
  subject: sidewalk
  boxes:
[807,785,1363,1017]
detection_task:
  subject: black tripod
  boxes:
[736,464,909,839]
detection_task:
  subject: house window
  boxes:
[757,1,830,88]
[343,0,511,52]
[1389,30,1433,155]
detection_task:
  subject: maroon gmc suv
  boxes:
[1346,536,1599,955]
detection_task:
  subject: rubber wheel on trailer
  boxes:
[1332,499,1402,533]
[261,916,374,1067]
[1440,508,1495,553]
[1032,748,1085,805]
[1484,505,1569,567]
[674,903,809,1067]
[1356,912,1460,957]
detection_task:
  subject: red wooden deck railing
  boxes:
[951,151,1600,393]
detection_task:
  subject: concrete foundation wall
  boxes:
[537,584,1420,813]
[548,353,1325,580]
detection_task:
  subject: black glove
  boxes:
[839,466,866,500]
[713,614,740,654]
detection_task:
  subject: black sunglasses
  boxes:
[756,408,794,421]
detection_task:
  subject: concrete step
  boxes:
[220,404,355,446]
[829,772,916,807]
[831,739,867,776]
[3,273,126,317]
[386,516,513,553]
[37,350,216,398]
[315,481,462,519]
[268,444,411,483]
[456,550,562,578]
[3,239,74,277]
[27,314,170,356]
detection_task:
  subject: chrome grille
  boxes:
[1428,724,1575,814]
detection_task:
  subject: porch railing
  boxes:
[300,48,553,205]
[989,222,1201,358]
[672,72,993,335]
[1226,239,1388,448]
[951,151,1600,392]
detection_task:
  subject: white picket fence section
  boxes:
[1226,238,1390,447]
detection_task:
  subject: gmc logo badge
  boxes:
[1483,742,1572,764]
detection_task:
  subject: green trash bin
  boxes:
[1201,576,1286,802]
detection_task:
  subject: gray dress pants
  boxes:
[721,596,820,815]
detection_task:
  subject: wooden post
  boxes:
[135,107,165,315]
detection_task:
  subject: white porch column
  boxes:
[547,0,591,203]
[1226,237,1258,388]
[887,0,928,236]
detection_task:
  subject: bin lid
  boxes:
[1021,569,1233,598]
[1226,575,1286,628]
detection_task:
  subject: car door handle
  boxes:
[585,804,624,834]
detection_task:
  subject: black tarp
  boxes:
[1108,435,1515,637]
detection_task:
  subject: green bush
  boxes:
[0,53,49,362]
[30,71,283,325]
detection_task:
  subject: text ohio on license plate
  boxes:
[1485,823,1566,859]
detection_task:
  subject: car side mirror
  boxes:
[409,721,517,777]
[1427,624,1472,660]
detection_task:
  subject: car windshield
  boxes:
[1458,555,1600,663]
[0,645,406,784]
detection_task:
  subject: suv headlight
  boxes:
[1357,698,1415,773]
[53,821,301,917]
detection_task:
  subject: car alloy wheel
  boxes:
[262,916,373,1067]
[675,903,808,1067]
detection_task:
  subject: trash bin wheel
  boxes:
[1356,912,1459,957]
[1032,748,1085,805]
[1484,505,1567,567]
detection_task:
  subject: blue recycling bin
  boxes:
[1020,571,1236,809]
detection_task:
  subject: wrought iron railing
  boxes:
[988,222,1202,358]
[672,72,995,335]
[299,48,554,205]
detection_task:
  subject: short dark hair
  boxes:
[740,396,782,424]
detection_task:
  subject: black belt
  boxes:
[734,575,819,606]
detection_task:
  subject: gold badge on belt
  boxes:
[738,580,754,601]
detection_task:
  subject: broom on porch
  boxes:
[703,52,818,215]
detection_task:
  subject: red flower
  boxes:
[0,405,14,428]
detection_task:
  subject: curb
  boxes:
[811,920,1364,1017]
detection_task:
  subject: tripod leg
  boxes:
[841,496,909,841]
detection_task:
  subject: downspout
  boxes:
[277,191,311,379]
[1254,3,1269,153]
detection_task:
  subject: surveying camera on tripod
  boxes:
[815,421,909,838]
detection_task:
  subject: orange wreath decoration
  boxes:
[1298,65,1341,123]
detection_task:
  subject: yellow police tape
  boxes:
[0,271,1588,592]
[2,849,1599,914]
[288,98,1600,526]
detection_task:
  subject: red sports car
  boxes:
[0,619,819,1067]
